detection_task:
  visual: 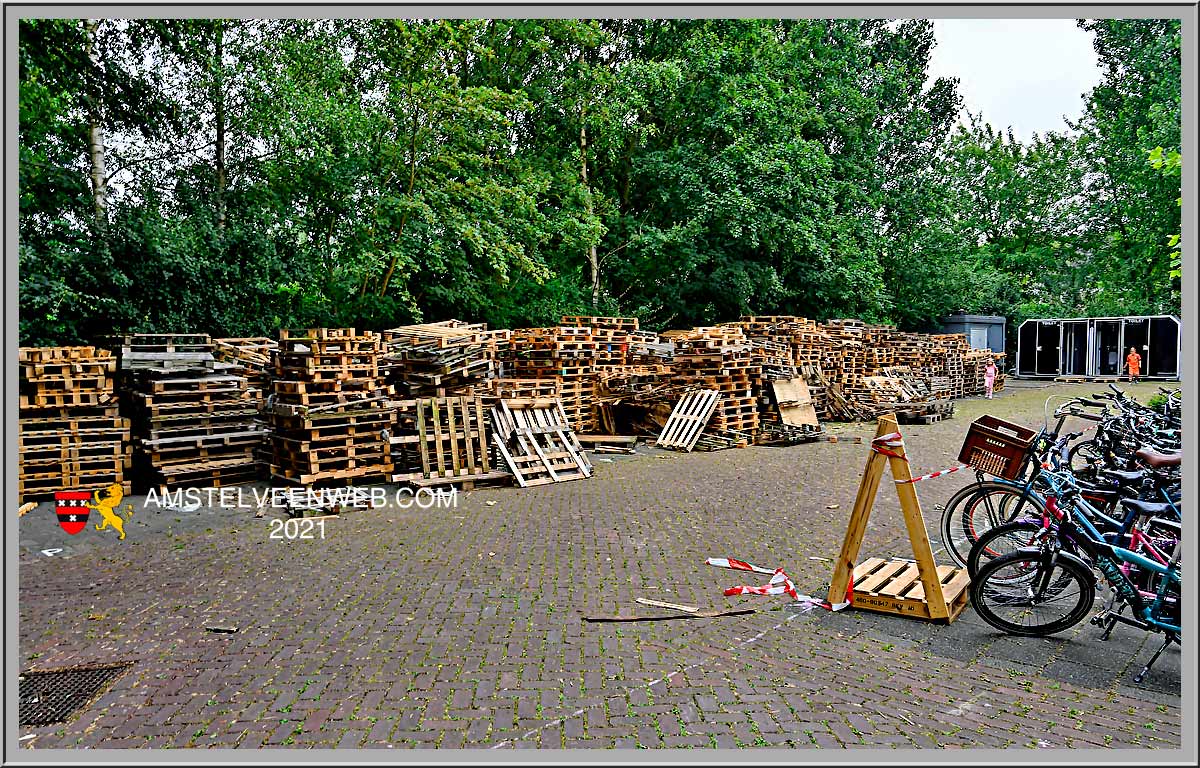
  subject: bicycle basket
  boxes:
[958,415,1037,480]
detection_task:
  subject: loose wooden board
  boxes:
[770,378,819,427]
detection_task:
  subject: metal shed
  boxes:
[941,312,1006,354]
[1015,315,1181,380]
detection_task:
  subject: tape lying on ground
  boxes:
[706,556,851,611]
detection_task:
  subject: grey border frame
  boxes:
[5,2,1197,765]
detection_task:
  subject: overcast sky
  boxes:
[927,19,1102,141]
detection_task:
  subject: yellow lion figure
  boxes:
[87,483,135,540]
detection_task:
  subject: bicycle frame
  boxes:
[1034,481,1182,636]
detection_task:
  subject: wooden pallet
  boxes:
[155,459,263,489]
[20,477,131,503]
[269,463,391,486]
[560,315,639,330]
[756,421,825,446]
[388,395,499,485]
[19,391,117,409]
[850,558,970,618]
[491,398,592,487]
[656,390,721,452]
[826,415,970,623]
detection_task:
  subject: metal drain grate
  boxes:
[19,662,134,726]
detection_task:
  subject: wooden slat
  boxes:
[855,560,908,593]
[907,565,957,602]
[878,563,922,597]
[851,557,889,581]
[416,404,431,478]
[460,396,476,476]
[476,397,491,473]
[941,568,972,604]
[431,399,446,477]
[447,396,461,473]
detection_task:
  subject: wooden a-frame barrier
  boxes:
[826,414,970,623]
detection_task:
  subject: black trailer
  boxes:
[1015,315,1181,380]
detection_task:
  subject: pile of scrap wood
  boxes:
[18,346,130,501]
[668,327,761,436]
[592,363,677,434]
[115,334,265,491]
[269,328,393,485]
[380,320,505,398]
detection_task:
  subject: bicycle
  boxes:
[969,475,1181,684]
[965,467,1180,579]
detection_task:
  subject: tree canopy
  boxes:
[17,17,1182,345]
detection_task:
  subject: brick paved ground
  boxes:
[17,381,1185,751]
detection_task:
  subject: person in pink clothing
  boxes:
[984,358,997,399]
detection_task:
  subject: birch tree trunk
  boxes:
[580,116,601,309]
[214,20,227,234]
[84,19,107,224]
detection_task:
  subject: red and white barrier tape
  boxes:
[896,463,969,485]
[870,431,906,459]
[873,429,974,484]
[705,557,775,575]
[706,556,851,611]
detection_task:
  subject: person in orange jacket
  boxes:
[1125,347,1142,383]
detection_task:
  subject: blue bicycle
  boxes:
[969,470,1181,683]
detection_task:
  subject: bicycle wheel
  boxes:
[1068,440,1107,477]
[939,482,1046,568]
[967,520,1046,578]
[970,550,1095,637]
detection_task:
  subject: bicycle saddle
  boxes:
[1135,448,1182,468]
[1118,498,1176,517]
[1100,469,1146,485]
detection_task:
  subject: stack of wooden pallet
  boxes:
[500,326,600,433]
[18,346,130,501]
[931,334,970,398]
[380,320,504,398]
[728,319,805,431]
[669,327,761,436]
[798,364,831,421]
[116,334,265,491]
[213,337,277,399]
[863,325,898,371]
[628,330,674,365]
[269,328,393,485]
